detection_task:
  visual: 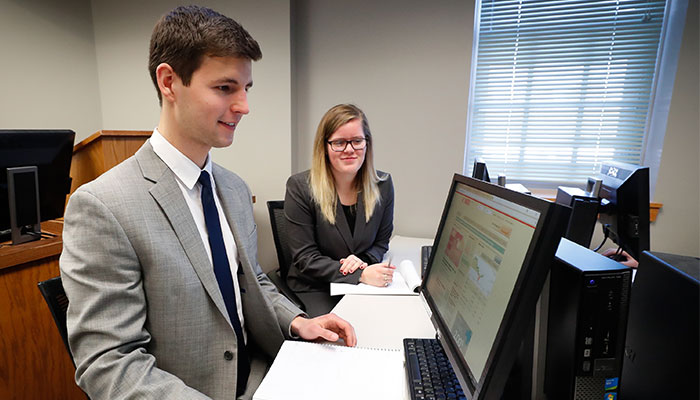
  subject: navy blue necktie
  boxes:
[198,170,249,396]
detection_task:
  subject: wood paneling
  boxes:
[70,130,151,194]
[0,222,84,399]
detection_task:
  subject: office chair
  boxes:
[37,276,75,367]
[38,276,91,399]
[266,201,306,310]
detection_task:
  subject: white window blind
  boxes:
[465,0,667,185]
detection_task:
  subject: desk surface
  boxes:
[331,294,436,350]
[0,220,63,270]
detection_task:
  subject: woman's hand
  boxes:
[339,254,368,275]
[601,248,639,268]
[359,262,397,287]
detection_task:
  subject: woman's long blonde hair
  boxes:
[309,104,385,224]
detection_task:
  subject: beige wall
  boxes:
[2,0,696,269]
[292,0,699,257]
[650,1,699,257]
[89,0,293,272]
[0,0,291,272]
[0,0,102,141]
[292,0,475,240]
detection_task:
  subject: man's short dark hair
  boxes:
[148,5,262,104]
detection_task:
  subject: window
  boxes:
[464,0,673,188]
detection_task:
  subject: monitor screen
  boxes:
[422,174,568,399]
[0,130,75,232]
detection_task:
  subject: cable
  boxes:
[593,224,610,252]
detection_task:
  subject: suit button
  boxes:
[224,351,233,361]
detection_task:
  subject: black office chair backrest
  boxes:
[267,200,293,279]
[37,276,74,365]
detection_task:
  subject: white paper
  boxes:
[397,259,421,292]
[253,341,405,400]
[330,235,432,296]
[330,260,419,296]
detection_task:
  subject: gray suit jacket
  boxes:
[284,170,394,292]
[59,142,301,399]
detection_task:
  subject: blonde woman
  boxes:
[284,104,395,316]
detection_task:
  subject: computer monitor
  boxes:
[0,130,75,234]
[422,174,569,399]
[471,159,490,183]
[597,161,650,260]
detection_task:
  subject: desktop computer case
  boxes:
[544,239,632,400]
[620,251,699,399]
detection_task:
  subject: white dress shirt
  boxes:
[150,128,246,340]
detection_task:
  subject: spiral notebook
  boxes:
[253,340,406,400]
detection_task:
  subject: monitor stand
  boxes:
[7,166,42,245]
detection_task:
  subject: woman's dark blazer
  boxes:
[284,170,394,292]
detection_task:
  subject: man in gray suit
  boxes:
[59,6,356,399]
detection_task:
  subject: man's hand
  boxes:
[291,313,357,347]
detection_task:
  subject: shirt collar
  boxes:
[150,127,213,190]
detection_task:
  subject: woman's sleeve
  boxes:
[284,176,362,285]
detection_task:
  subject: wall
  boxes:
[0,0,292,272]
[88,0,292,272]
[650,1,699,256]
[0,0,102,142]
[292,0,475,240]
[292,0,698,257]
[2,0,695,268]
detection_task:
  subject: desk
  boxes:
[331,294,435,350]
[255,295,436,400]
[256,238,437,400]
[0,220,85,399]
[328,295,436,400]
[330,236,436,349]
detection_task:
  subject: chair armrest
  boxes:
[266,269,306,311]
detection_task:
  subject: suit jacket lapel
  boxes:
[135,144,232,328]
[214,167,286,355]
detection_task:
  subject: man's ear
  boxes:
[156,63,177,103]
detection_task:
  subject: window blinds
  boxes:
[465,0,666,185]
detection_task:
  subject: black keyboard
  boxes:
[404,338,466,400]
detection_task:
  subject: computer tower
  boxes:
[620,251,699,399]
[545,239,632,399]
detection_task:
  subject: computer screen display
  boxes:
[422,174,568,399]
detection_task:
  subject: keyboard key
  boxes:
[405,338,462,400]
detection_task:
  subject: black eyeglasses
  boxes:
[327,138,368,152]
